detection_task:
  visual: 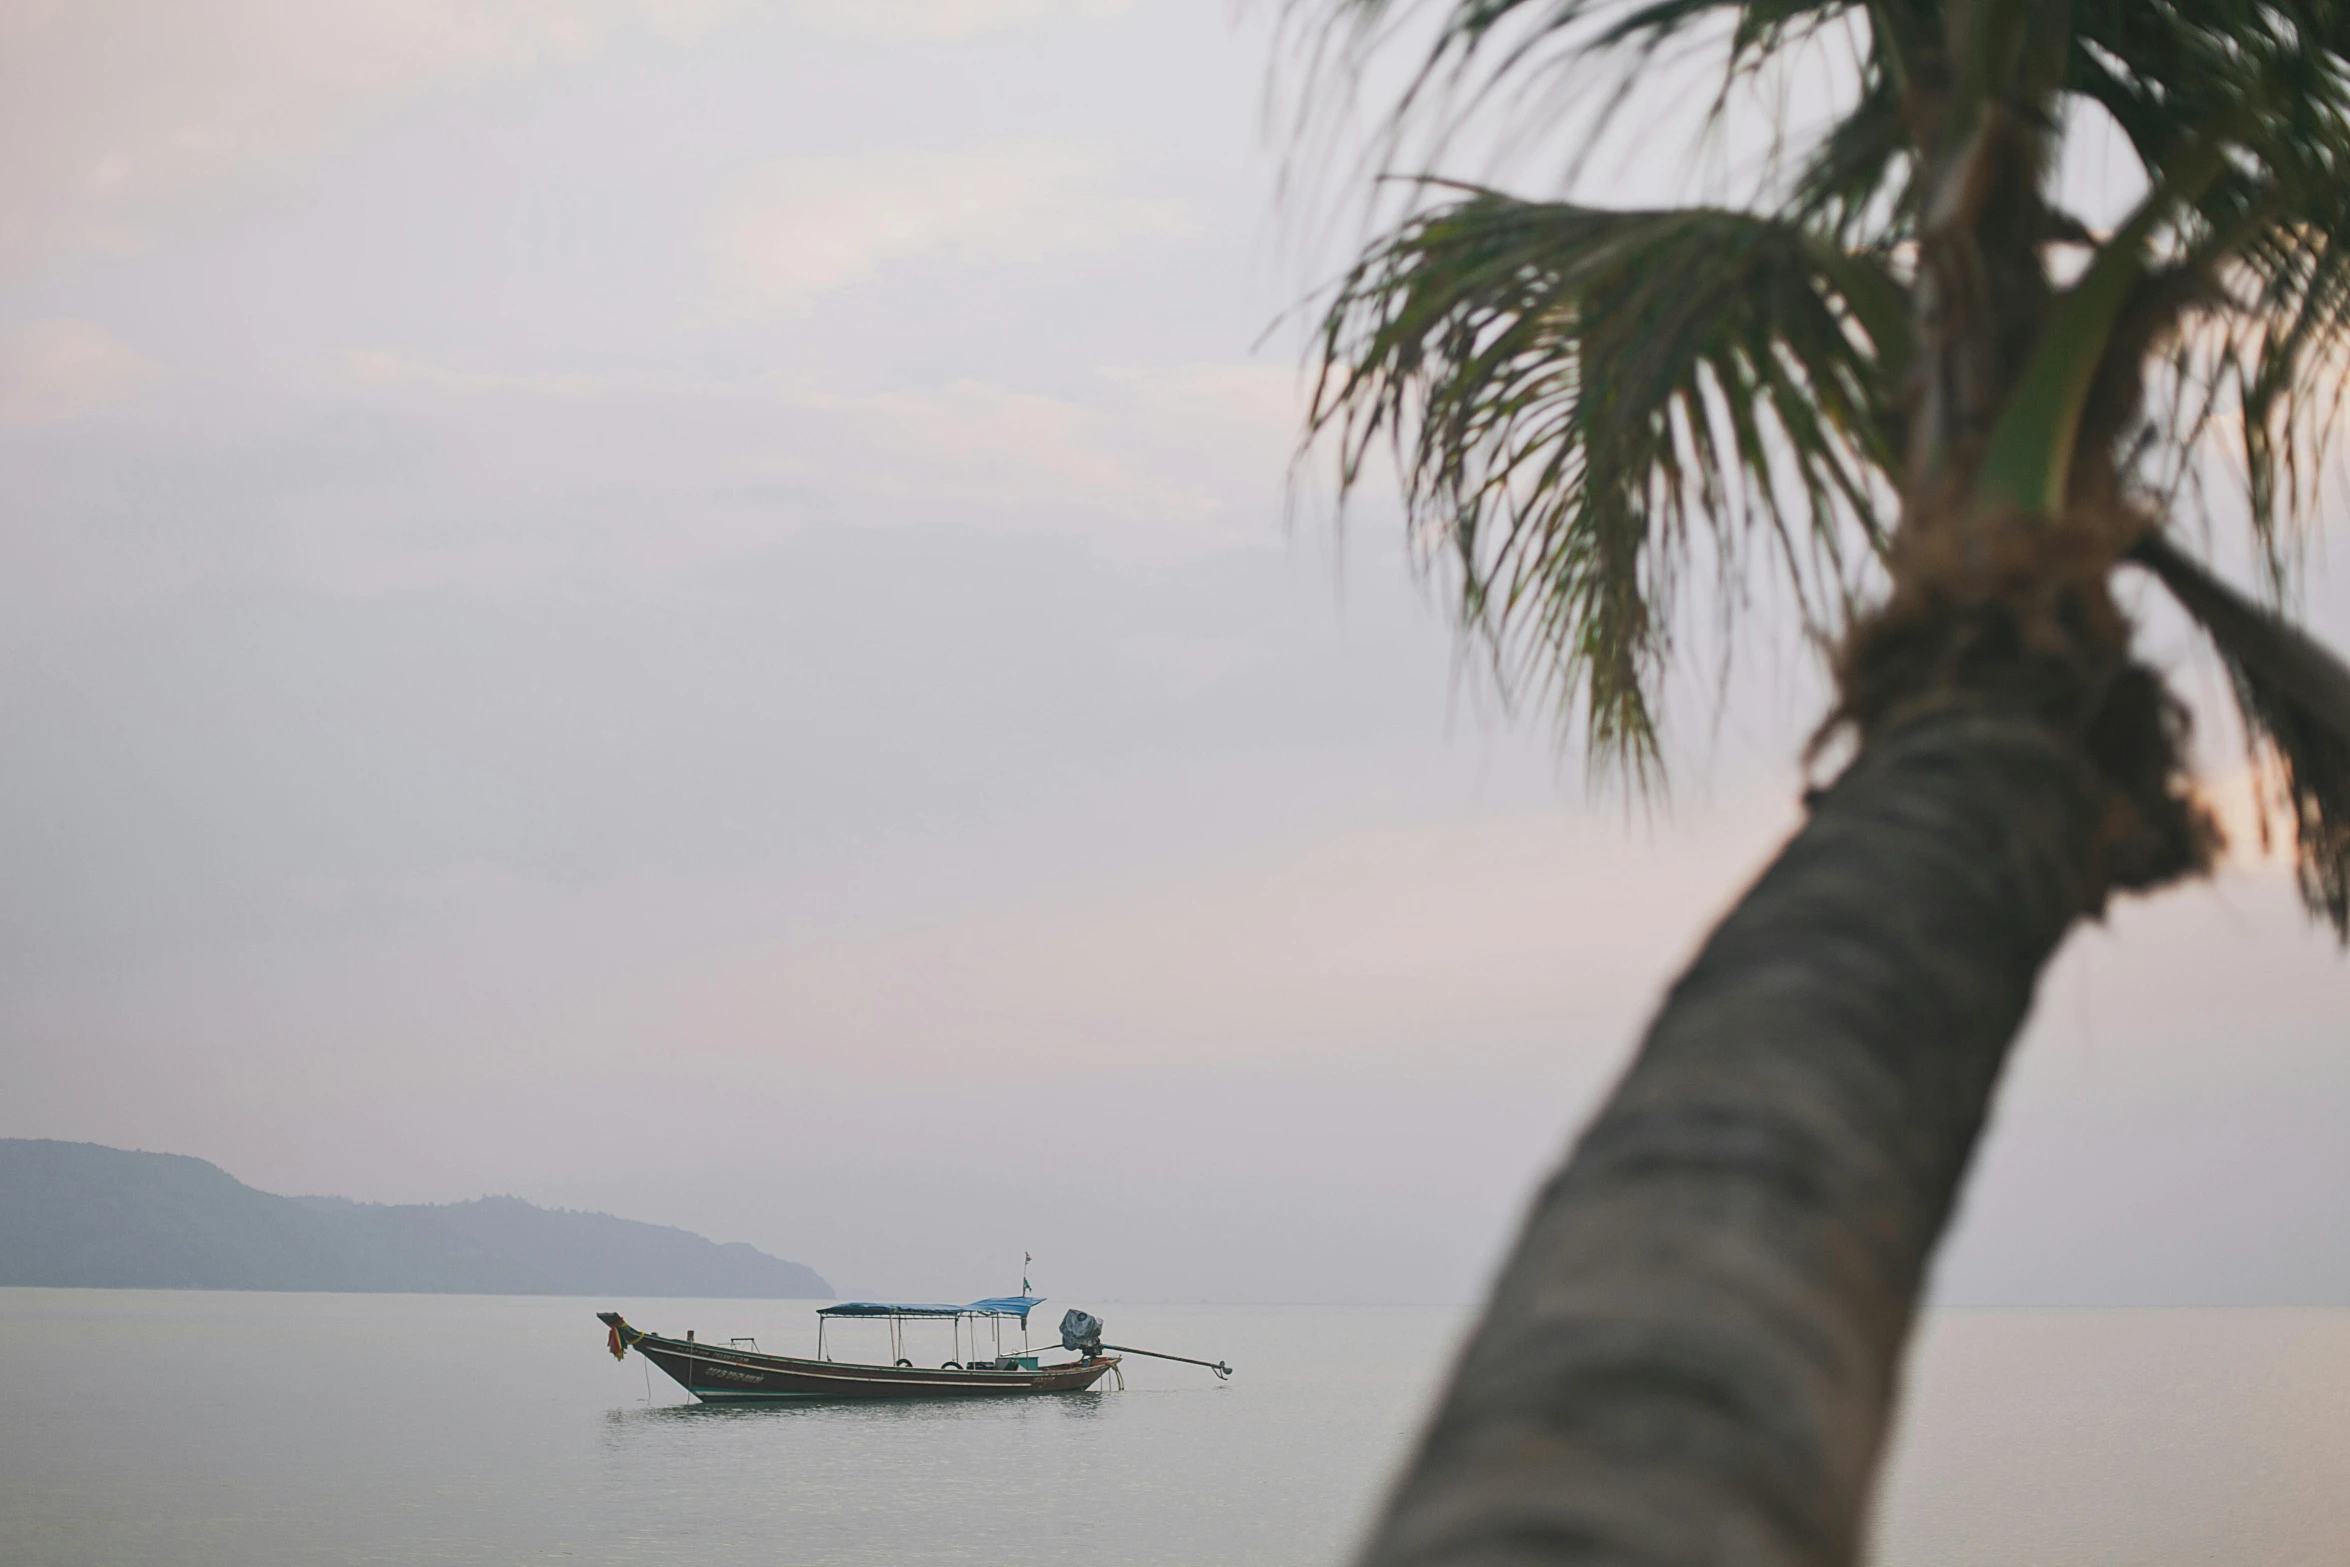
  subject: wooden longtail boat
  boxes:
[599,1296,1119,1402]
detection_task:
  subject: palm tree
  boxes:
[1296,3,2350,1563]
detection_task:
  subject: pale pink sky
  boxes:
[1,0,2343,1304]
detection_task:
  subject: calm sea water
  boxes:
[4,1290,2348,1565]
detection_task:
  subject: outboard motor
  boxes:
[1058,1308,1104,1360]
[1053,1308,1231,1380]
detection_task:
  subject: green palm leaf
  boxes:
[1303,0,2350,920]
[1308,192,1905,778]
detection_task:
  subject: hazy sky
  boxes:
[3,0,2345,1307]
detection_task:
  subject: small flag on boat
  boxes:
[607,1325,627,1361]
[1023,1252,1032,1293]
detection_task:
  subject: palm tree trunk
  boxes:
[1359,707,2102,1567]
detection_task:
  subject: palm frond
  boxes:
[2202,206,2350,592]
[2068,2,2350,590]
[2136,212,2350,599]
[1305,192,1905,778]
[1297,0,2350,888]
[1319,0,1847,71]
[1785,38,1915,242]
[2132,533,2350,937]
[1296,0,1877,179]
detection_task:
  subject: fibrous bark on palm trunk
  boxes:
[1361,708,2106,1567]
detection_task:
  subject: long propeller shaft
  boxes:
[1099,1342,1232,1378]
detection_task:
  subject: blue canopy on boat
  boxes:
[964,1296,1044,1321]
[818,1296,1044,1322]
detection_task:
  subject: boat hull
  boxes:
[602,1316,1117,1401]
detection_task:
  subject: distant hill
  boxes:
[0,1140,831,1298]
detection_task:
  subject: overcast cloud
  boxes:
[2,0,2345,1306]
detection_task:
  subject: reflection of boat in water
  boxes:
[598,1294,1229,1403]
